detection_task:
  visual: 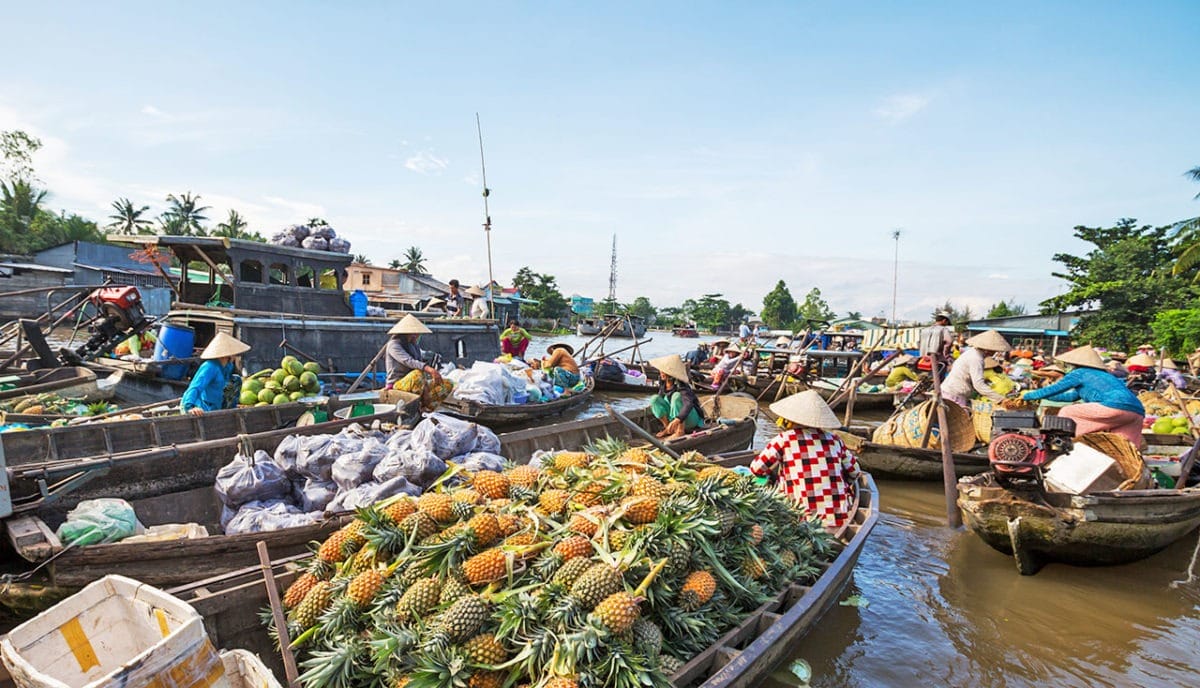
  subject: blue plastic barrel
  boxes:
[349,290,368,318]
[154,323,195,380]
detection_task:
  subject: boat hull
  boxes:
[438,378,596,430]
[853,440,990,480]
[958,474,1200,574]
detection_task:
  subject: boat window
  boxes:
[269,263,290,286]
[296,265,315,288]
[318,268,339,290]
[456,338,466,359]
[239,260,264,284]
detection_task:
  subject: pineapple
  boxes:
[347,547,383,575]
[741,556,766,580]
[462,632,507,665]
[496,513,524,536]
[395,577,442,620]
[317,526,357,565]
[503,532,539,550]
[698,465,735,483]
[568,563,623,609]
[452,489,484,505]
[679,570,716,610]
[463,548,508,585]
[472,470,511,500]
[347,568,386,608]
[440,574,471,605]
[466,513,502,547]
[748,523,765,546]
[538,489,570,517]
[628,475,669,500]
[551,451,590,470]
[382,498,417,524]
[283,572,318,610]
[551,556,593,587]
[400,511,441,541]
[431,594,490,644]
[544,677,579,688]
[658,654,684,675]
[565,509,604,538]
[552,535,593,562]
[289,580,333,629]
[618,447,653,465]
[592,591,641,634]
[468,671,505,688]
[505,464,540,487]
[417,492,457,523]
[621,496,658,525]
[631,618,663,656]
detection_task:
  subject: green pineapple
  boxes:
[395,578,442,621]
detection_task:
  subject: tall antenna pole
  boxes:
[476,113,496,319]
[607,234,618,303]
[891,229,902,326]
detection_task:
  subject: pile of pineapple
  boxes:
[276,439,835,688]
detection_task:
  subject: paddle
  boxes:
[346,343,389,393]
[605,403,681,459]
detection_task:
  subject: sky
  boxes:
[2,1,1198,321]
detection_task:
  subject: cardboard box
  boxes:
[1045,444,1125,495]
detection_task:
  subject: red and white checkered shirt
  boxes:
[750,428,862,529]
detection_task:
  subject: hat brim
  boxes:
[547,343,575,355]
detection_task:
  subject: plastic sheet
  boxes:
[411,413,480,460]
[215,449,291,508]
[332,437,389,491]
[327,476,421,512]
[55,498,144,546]
[224,500,321,535]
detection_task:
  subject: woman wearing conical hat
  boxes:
[751,390,862,530]
[1157,357,1187,389]
[182,332,250,416]
[1022,345,1145,445]
[941,330,1012,408]
[648,355,705,439]
[385,315,449,413]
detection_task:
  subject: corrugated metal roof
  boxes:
[0,262,73,274]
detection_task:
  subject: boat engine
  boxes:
[60,286,153,364]
[987,411,1076,485]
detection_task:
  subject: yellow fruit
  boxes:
[462,632,507,665]
[289,581,333,628]
[395,577,442,619]
[566,510,603,538]
[552,535,593,562]
[496,513,523,536]
[619,447,653,465]
[698,465,735,483]
[463,548,508,585]
[383,499,417,524]
[742,557,766,580]
[621,496,659,525]
[467,513,502,547]
[468,671,504,688]
[452,489,484,505]
[593,591,641,634]
[472,470,511,500]
[282,572,318,610]
[679,570,716,610]
[538,489,570,516]
[317,527,356,564]
[417,492,456,523]
[505,464,540,487]
[628,475,669,501]
[347,569,385,607]
[503,532,539,550]
[553,452,591,470]
[748,524,764,546]
[545,677,579,688]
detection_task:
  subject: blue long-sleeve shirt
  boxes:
[1024,367,1144,415]
[181,360,233,412]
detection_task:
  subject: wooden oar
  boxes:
[347,343,389,393]
[579,338,654,370]
[605,403,681,459]
[1175,434,1200,489]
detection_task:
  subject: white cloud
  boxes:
[140,105,167,118]
[404,151,449,175]
[875,94,930,123]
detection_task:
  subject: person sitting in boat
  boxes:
[706,340,730,364]
[648,354,705,439]
[682,342,709,369]
[1158,358,1187,389]
[941,330,1011,408]
[751,390,861,530]
[709,345,743,390]
[182,332,249,416]
[537,342,581,388]
[982,357,1016,396]
[500,319,532,360]
[385,314,448,410]
[467,286,489,318]
[884,354,920,389]
[1021,345,1146,446]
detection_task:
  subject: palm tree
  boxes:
[402,246,427,274]
[0,179,47,252]
[106,198,153,235]
[161,192,210,236]
[307,217,329,227]
[1171,166,1200,280]
[353,253,371,265]
[213,209,249,238]
[388,258,402,269]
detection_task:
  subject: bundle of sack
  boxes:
[269,221,352,253]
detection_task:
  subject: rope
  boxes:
[1170,528,1200,588]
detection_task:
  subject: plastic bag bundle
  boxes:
[215,450,291,508]
[308,224,336,240]
[328,236,351,253]
[473,425,501,455]
[327,475,421,512]
[225,500,321,535]
[55,498,144,546]
[453,451,507,474]
[385,429,414,451]
[451,366,509,404]
[297,433,364,482]
[332,437,389,491]
[301,236,329,251]
[288,224,311,241]
[296,478,338,512]
[373,446,447,488]
[411,413,479,460]
[270,231,299,247]
[273,434,303,476]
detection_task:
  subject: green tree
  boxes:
[846,311,863,319]
[512,266,569,320]
[1151,308,1200,356]
[212,209,264,241]
[1170,165,1200,280]
[931,301,974,331]
[627,296,656,322]
[388,258,402,269]
[691,293,732,331]
[0,130,41,183]
[32,210,104,248]
[161,192,210,236]
[797,287,834,323]
[657,306,684,326]
[353,253,372,265]
[0,179,48,252]
[1042,218,1197,350]
[986,300,1027,318]
[761,280,797,329]
[401,246,427,274]
[593,297,621,317]
[107,198,153,235]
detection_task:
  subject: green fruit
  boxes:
[1152,419,1174,434]
[299,371,318,388]
[290,391,305,401]
[283,375,301,392]
[1173,417,1189,427]
[239,391,259,406]
[286,360,304,377]
[273,394,291,405]
[243,378,264,394]
[255,401,269,407]
[303,362,321,374]
[258,389,276,404]
[271,369,288,385]
[281,355,299,369]
[265,380,281,392]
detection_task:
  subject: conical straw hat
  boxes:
[389,314,432,335]
[1162,358,1178,370]
[774,336,792,348]
[201,332,249,360]
[547,342,574,355]
[649,354,690,383]
[1056,345,1106,370]
[466,286,486,297]
[1126,353,1155,367]
[982,357,1002,369]
[770,390,841,430]
[423,298,446,310]
[965,330,1011,352]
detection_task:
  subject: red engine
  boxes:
[59,286,152,364]
[988,412,1076,485]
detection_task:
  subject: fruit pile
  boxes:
[241,356,323,407]
[0,393,115,417]
[276,440,835,688]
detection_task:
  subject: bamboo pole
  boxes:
[930,352,962,528]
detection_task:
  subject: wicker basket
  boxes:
[887,399,976,452]
[971,399,995,444]
[1077,432,1152,490]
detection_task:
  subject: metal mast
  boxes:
[891,229,902,325]
[607,234,618,303]
[476,113,495,319]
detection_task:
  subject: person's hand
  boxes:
[1019,390,1031,400]
[187,407,204,416]
[429,367,443,384]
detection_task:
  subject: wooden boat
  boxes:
[576,314,647,338]
[673,325,700,338]
[847,438,990,480]
[958,472,1200,575]
[439,376,596,430]
[593,364,660,394]
[0,366,115,403]
[159,462,878,687]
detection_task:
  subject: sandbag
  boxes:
[327,476,421,512]
[215,449,291,508]
[55,498,144,546]
[332,437,389,491]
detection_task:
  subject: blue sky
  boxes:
[3,2,1198,321]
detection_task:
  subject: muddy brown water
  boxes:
[535,334,1200,688]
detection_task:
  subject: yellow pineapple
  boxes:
[495,513,523,536]
[466,513,502,547]
[748,523,764,546]
[565,510,601,538]
[538,489,570,516]
[593,591,641,634]
[545,676,579,688]
[462,632,507,665]
[452,488,484,505]
[468,671,504,688]
[505,464,540,487]
[463,548,508,585]
[417,492,456,523]
[395,577,442,619]
[472,470,511,500]
[282,572,318,610]
[628,475,669,500]
[552,535,594,562]
[346,568,385,608]
[679,570,716,610]
[553,451,590,470]
[621,495,659,525]
[382,499,417,524]
[289,580,333,628]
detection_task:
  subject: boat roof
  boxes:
[110,235,353,268]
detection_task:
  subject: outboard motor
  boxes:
[988,411,1076,486]
[60,286,152,364]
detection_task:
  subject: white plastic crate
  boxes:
[0,575,228,688]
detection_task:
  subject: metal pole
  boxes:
[476,113,496,320]
[891,229,901,326]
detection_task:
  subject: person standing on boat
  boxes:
[182,332,249,416]
[537,342,581,388]
[750,390,861,530]
[648,354,705,439]
[467,286,490,318]
[500,319,532,359]
[738,321,753,343]
[1021,345,1145,446]
[919,312,955,361]
[941,330,1012,408]
[446,279,465,316]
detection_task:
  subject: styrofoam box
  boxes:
[220,650,283,688]
[623,373,650,387]
[0,575,229,688]
[1045,443,1124,495]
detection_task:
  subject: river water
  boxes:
[529,331,1200,688]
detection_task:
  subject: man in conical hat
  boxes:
[1022,345,1145,445]
[941,329,1012,408]
[751,390,862,530]
[385,315,447,410]
[182,332,250,416]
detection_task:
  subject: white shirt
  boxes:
[470,298,490,318]
[713,354,741,375]
[942,347,1003,403]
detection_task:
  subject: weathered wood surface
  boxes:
[0,366,100,401]
[439,377,596,429]
[852,440,990,480]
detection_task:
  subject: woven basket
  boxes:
[888,399,976,452]
[1077,432,1152,490]
[971,399,995,444]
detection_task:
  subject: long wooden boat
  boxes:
[439,376,596,430]
[673,325,700,337]
[847,438,990,480]
[0,366,114,403]
[158,463,877,687]
[593,365,660,394]
[957,472,1200,575]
